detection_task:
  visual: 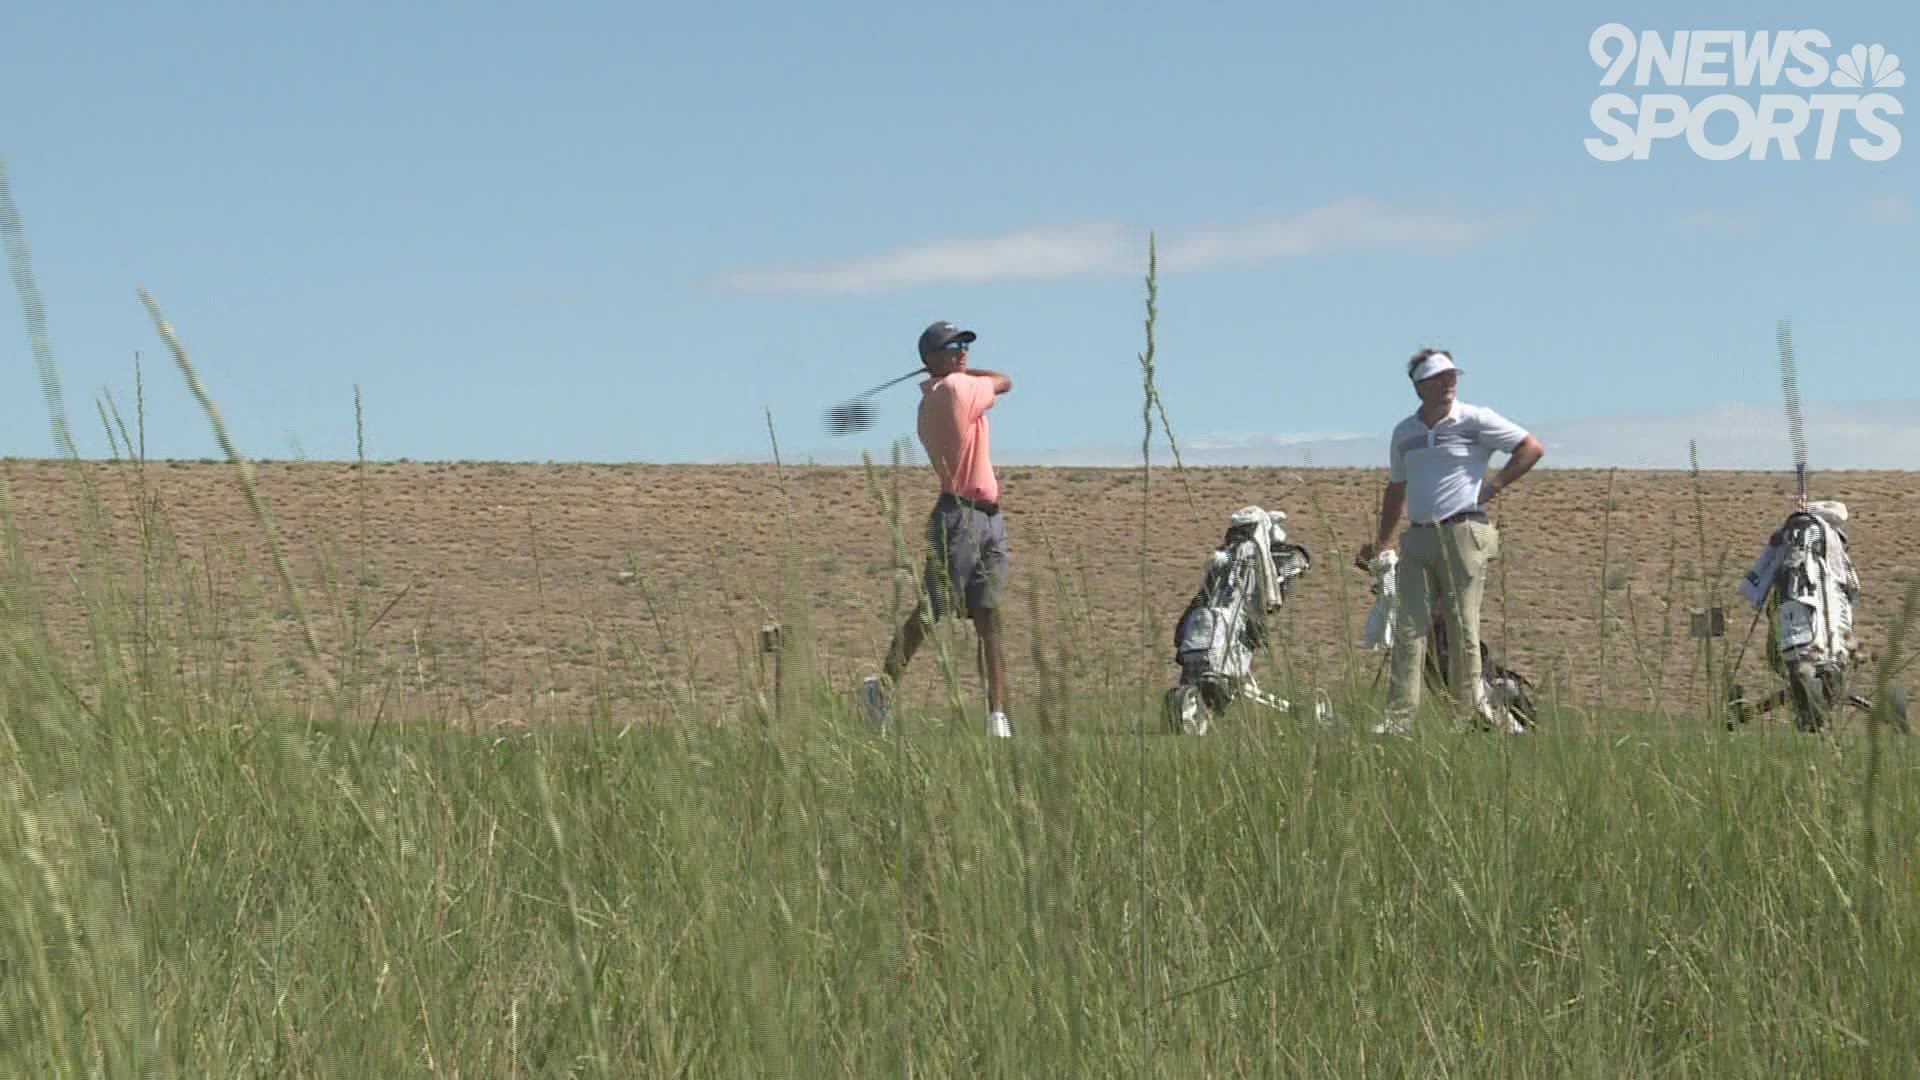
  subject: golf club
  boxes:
[823,368,925,436]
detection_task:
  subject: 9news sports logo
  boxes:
[1585,26,1904,161]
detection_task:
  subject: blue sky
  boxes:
[3,1,1915,469]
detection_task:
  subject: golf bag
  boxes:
[1165,506,1311,735]
[1728,501,1901,732]
[1426,609,1540,731]
[1363,550,1539,731]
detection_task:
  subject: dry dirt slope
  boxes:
[5,459,1916,725]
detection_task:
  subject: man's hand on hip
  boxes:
[1480,435,1545,506]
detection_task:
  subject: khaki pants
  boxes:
[1384,518,1500,728]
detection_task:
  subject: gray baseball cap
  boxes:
[917,320,977,355]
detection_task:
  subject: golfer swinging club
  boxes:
[1356,347,1544,734]
[862,320,1015,737]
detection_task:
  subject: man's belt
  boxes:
[1411,509,1488,528]
[939,493,1000,516]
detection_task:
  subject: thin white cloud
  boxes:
[1538,400,1920,469]
[1858,193,1913,226]
[1161,198,1528,271]
[1680,197,1913,231]
[711,198,1531,294]
[505,287,604,309]
[891,399,1920,470]
[1183,429,1376,454]
[714,221,1135,294]
[1676,208,1768,233]
[1015,436,1381,468]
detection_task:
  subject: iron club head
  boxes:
[823,399,879,435]
[821,368,924,437]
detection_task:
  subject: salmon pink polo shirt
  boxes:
[917,371,999,504]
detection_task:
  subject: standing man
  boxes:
[862,320,1015,737]
[1356,347,1544,734]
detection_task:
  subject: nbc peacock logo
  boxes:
[1830,44,1904,89]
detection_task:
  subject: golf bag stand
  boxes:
[1166,506,1312,735]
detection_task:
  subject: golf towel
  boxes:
[1364,549,1399,650]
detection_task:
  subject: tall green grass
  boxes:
[5,163,1920,1076]
[7,687,1920,1075]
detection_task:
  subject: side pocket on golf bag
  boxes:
[1486,660,1539,728]
[1174,601,1221,668]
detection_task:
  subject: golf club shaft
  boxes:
[856,368,925,399]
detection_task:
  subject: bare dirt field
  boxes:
[6,458,1916,726]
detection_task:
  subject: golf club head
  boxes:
[822,368,924,436]
[824,399,879,436]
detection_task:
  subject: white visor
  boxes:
[1409,353,1459,382]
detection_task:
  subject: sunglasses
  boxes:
[940,341,971,351]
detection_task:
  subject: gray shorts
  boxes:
[921,494,1009,619]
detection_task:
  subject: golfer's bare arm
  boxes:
[1373,481,1406,552]
[1484,435,1544,498]
[967,368,1013,395]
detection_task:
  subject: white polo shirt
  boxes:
[1388,402,1530,525]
